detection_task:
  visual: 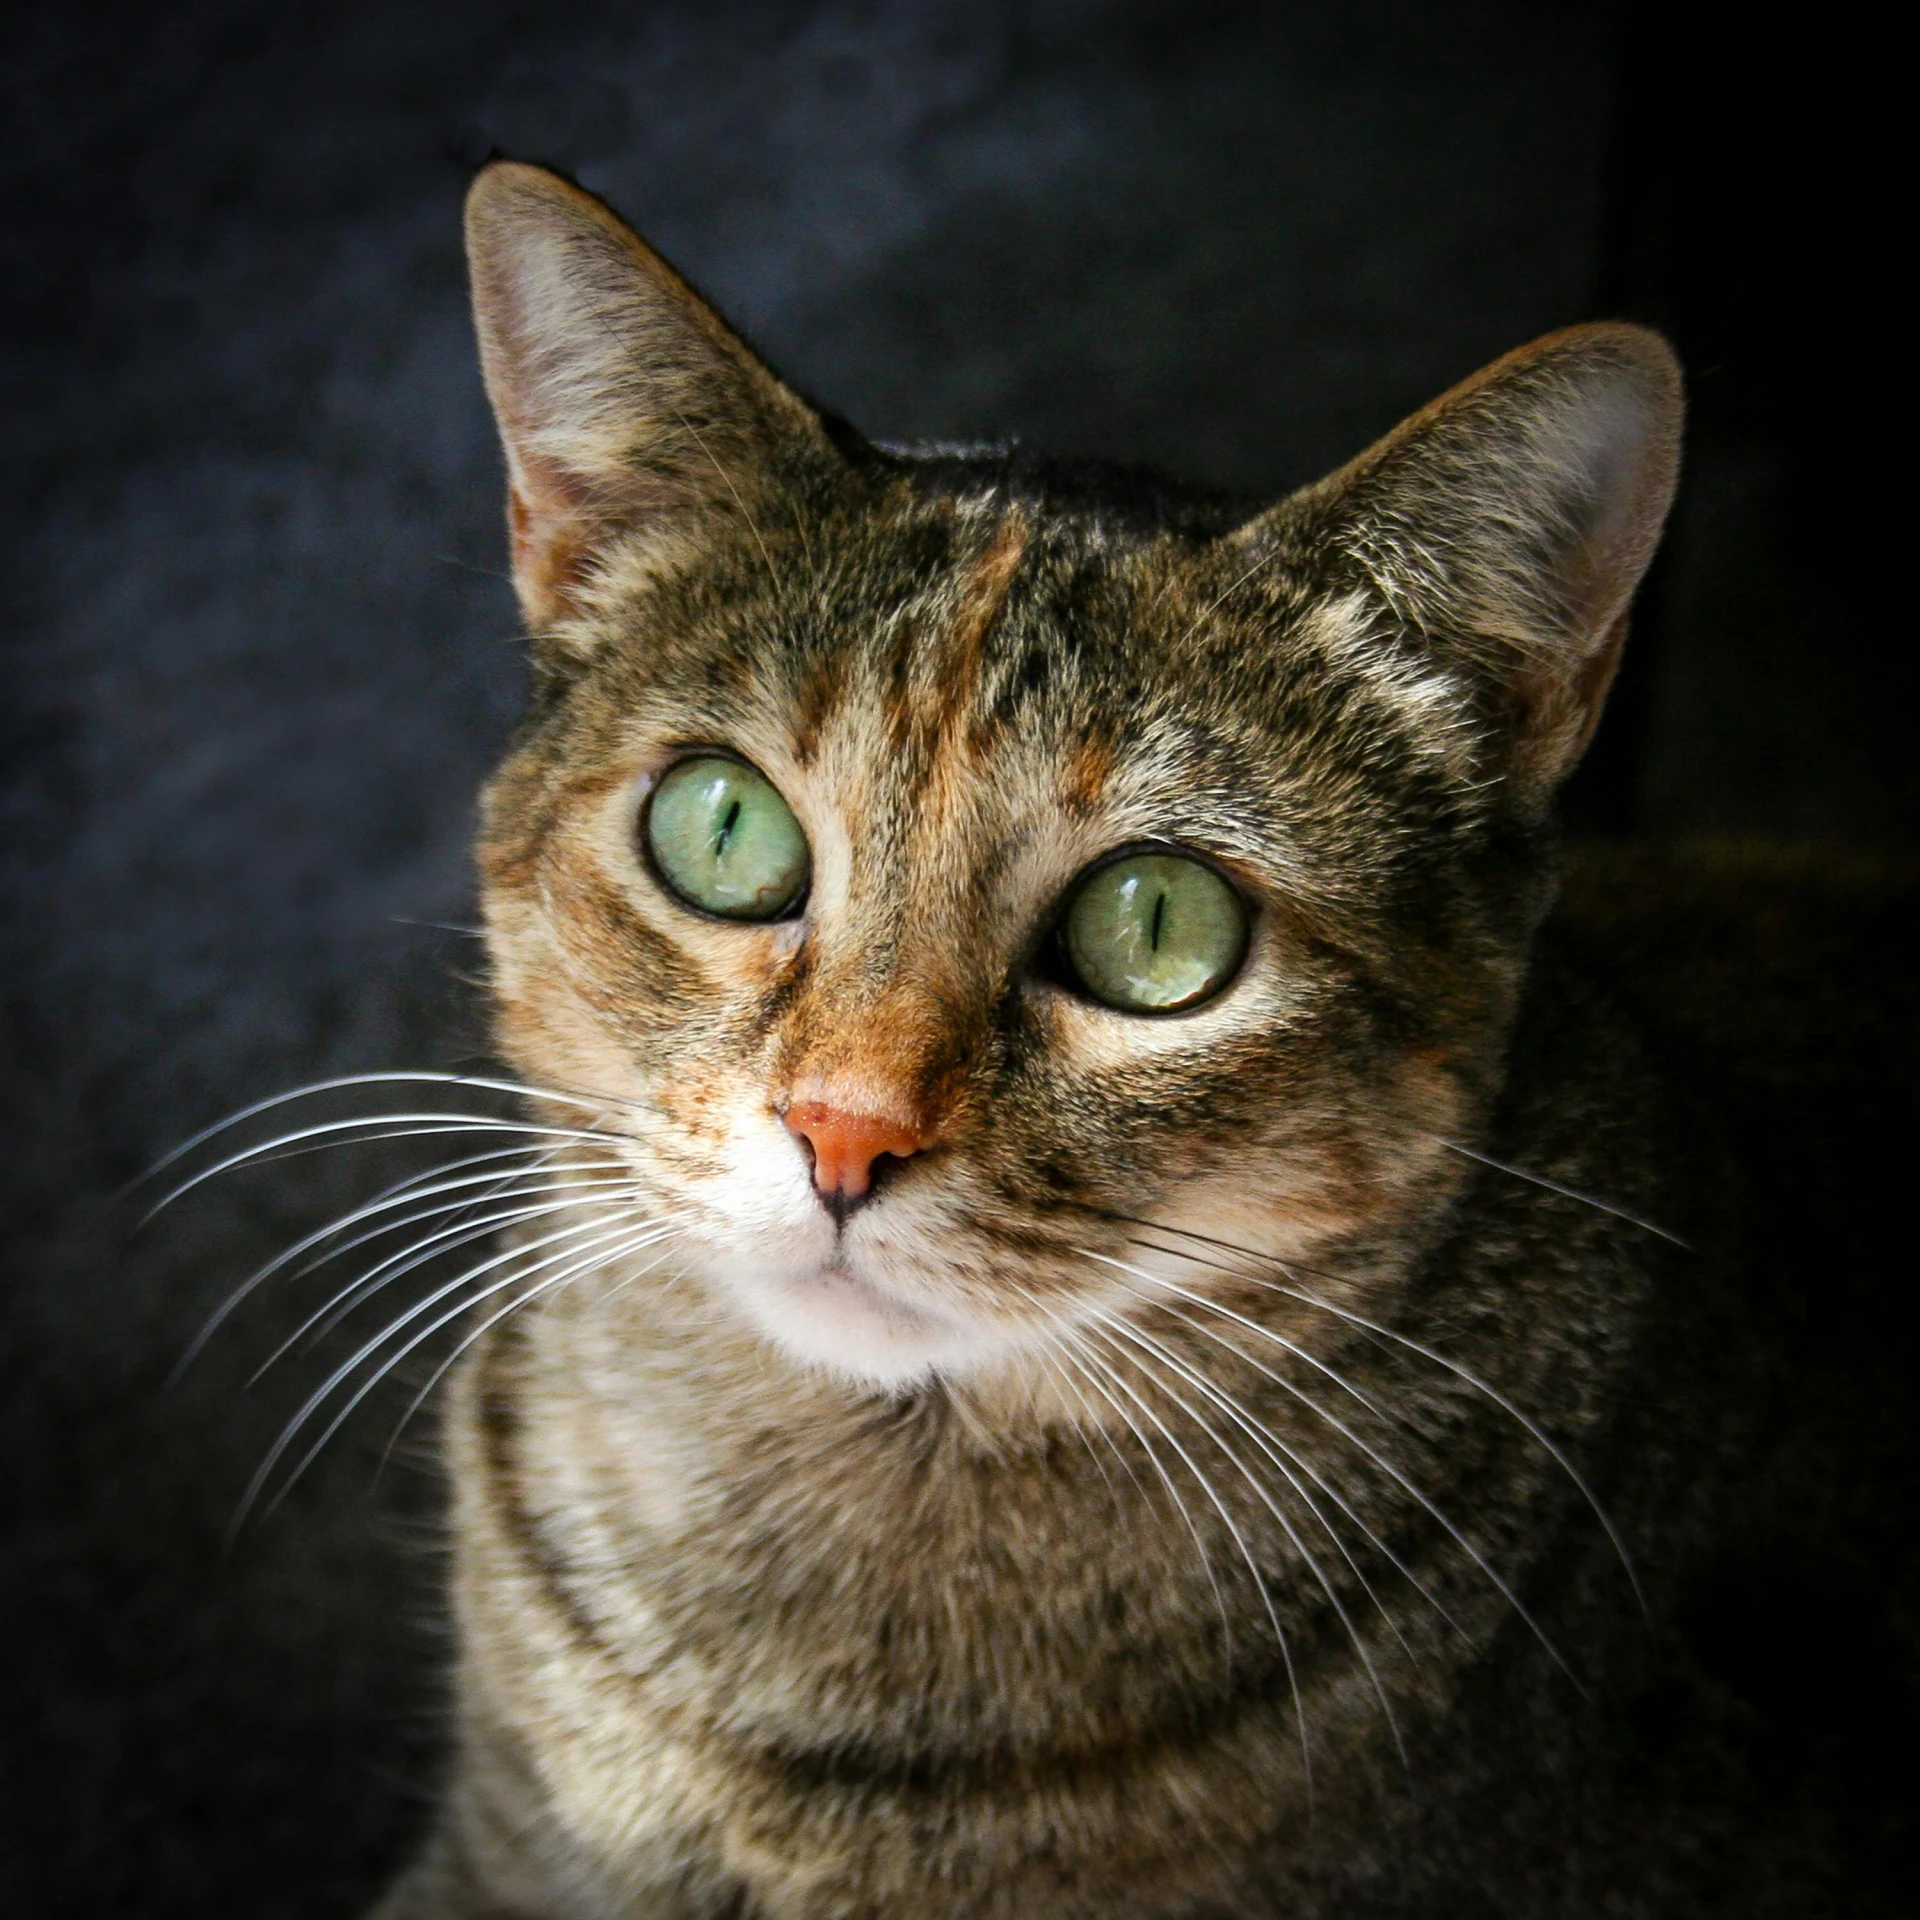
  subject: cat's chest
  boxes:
[460,1288,1272,1741]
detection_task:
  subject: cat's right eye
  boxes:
[1060,851,1248,1013]
[644,755,811,921]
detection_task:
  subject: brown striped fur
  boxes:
[369,165,1916,1915]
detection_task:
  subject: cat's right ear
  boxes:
[464,162,838,647]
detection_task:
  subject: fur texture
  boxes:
[361,165,1912,1917]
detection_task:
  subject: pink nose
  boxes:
[783,1101,931,1212]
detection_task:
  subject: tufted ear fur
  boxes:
[464,161,839,643]
[1266,323,1683,803]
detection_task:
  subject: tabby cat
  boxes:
[352,162,1916,1915]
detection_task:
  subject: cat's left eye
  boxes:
[1061,851,1249,1013]
[644,755,810,921]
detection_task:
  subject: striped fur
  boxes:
[373,164,1696,1916]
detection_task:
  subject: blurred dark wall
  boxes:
[1569,2,1914,838]
[0,2,1904,1912]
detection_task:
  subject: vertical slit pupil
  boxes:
[714,797,742,859]
[1149,888,1166,952]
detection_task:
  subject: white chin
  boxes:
[720,1261,999,1391]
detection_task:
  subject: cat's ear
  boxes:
[464,161,838,640]
[1263,323,1682,802]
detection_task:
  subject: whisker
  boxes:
[238,1207,682,1531]
[1105,1215,1639,1628]
[274,1142,609,1285]
[585,290,788,589]
[1009,1284,1234,1660]
[1128,1293,1456,1653]
[249,1222,683,1531]
[1075,1320,1313,1797]
[672,402,780,586]
[1059,1326,1243,1671]
[1119,1244,1600,1671]
[1279,1274,1645,1619]
[1433,1139,1690,1250]
[238,1207,653,1510]
[174,1149,634,1376]
[1115,1241,1403,1427]
[1082,1258,1441,1664]
[132,1068,663,1194]
[1026,1342,1129,1509]
[1089,1304,1413,1774]
[1174,546,1283,653]
[148,1113,627,1220]
[1090,1320,1374,1781]
[250,1175,650,1380]
[378,1234,689,1478]
[388,915,486,938]
[1087,1249,1461,1638]
[278,1152,641,1336]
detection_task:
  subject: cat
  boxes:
[348,161,1917,1916]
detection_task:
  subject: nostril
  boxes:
[812,1150,917,1226]
[830,1150,905,1219]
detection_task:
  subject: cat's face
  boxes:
[466,164,1679,1391]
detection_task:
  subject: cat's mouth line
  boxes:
[792,1257,957,1334]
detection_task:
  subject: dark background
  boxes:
[0,2,1906,1912]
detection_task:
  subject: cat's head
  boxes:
[464,163,1680,1392]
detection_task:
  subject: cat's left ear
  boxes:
[464,161,842,645]
[1251,323,1683,802]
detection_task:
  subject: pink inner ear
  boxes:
[505,442,609,629]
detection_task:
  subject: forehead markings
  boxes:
[923,506,1034,811]
[771,509,1035,1123]
[1062,731,1117,819]
[947,507,1031,704]
[789,625,847,770]
[873,506,1030,770]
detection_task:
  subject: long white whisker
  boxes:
[1077,1321,1315,1794]
[328,1137,575,1213]
[1086,1249,1460,1641]
[238,1207,656,1519]
[1058,1328,1239,1667]
[1435,1139,1689,1249]
[671,402,780,586]
[245,1213,683,1528]
[156,1125,562,1188]
[275,1149,624,1298]
[1117,1247,1578,1674]
[1137,1297,1455,1653]
[1026,1340,1129,1508]
[379,1233,689,1475]
[1064,1320,1312,1801]
[134,1069,658,1191]
[1086,1301,1408,1771]
[149,1113,626,1218]
[1280,1273,1646,1618]
[1116,1241,1406,1432]
[251,1176,651,1379]
[282,1159,645,1344]
[1008,1284,1233,1658]
[1175,546,1282,652]
[1119,1227,1632,1643]
[175,1150,635,1374]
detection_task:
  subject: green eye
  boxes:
[645,755,810,921]
[1063,852,1248,1012]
